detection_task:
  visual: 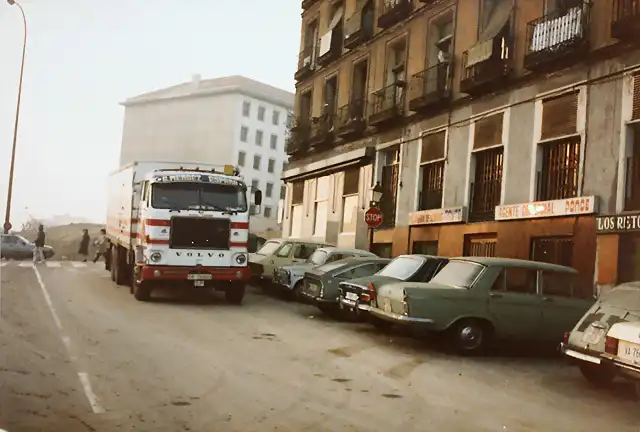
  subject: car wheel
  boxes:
[579,362,615,386]
[450,319,491,355]
[225,284,246,305]
[287,281,304,302]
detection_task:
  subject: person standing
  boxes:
[78,228,90,262]
[33,225,45,263]
[93,228,108,263]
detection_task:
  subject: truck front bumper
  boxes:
[140,265,250,284]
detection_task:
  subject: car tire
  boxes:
[450,319,491,355]
[287,281,304,302]
[225,284,246,305]
[579,362,615,386]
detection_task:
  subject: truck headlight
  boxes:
[234,253,247,265]
[150,252,162,263]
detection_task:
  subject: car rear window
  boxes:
[377,257,423,280]
[602,287,640,311]
[430,261,485,288]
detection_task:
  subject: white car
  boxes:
[602,320,640,397]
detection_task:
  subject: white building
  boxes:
[119,75,294,233]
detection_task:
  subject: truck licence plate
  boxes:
[193,280,205,287]
[187,274,213,281]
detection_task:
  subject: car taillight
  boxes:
[563,332,569,345]
[605,336,619,355]
[361,282,376,302]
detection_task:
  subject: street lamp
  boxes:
[4,0,27,234]
[370,182,384,207]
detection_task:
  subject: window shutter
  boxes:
[633,73,640,121]
[292,181,305,205]
[421,131,446,163]
[474,112,503,150]
[343,168,360,195]
[541,92,578,140]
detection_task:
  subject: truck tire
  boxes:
[225,284,246,305]
[133,280,151,302]
[110,248,117,282]
[113,246,126,286]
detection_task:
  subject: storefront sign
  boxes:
[596,212,640,234]
[408,207,465,226]
[495,196,596,221]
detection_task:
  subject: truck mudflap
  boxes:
[140,265,250,283]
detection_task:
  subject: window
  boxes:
[431,261,484,288]
[469,147,503,222]
[463,233,497,257]
[541,271,577,298]
[380,146,400,228]
[378,256,423,280]
[412,241,438,255]
[266,182,274,198]
[537,138,580,201]
[240,126,249,142]
[342,168,360,233]
[242,101,251,117]
[276,243,293,257]
[531,237,573,267]
[492,267,538,295]
[253,155,261,170]
[264,206,273,218]
[290,181,305,238]
[281,185,286,199]
[372,243,392,258]
[272,110,280,125]
[255,130,264,146]
[251,179,260,191]
[270,134,278,150]
[307,250,329,265]
[258,106,266,121]
[419,131,446,210]
[255,240,281,256]
[286,113,293,128]
[338,263,380,280]
[237,151,246,167]
[268,158,276,173]
[314,176,330,237]
[294,244,318,259]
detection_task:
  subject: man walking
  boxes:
[78,228,90,262]
[93,229,108,263]
[33,225,45,264]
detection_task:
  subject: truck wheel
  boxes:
[113,247,126,286]
[225,284,246,305]
[105,249,111,272]
[110,250,117,282]
[133,280,152,302]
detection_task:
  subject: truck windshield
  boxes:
[151,182,247,212]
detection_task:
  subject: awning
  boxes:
[319,6,345,56]
[467,0,513,66]
[282,146,373,182]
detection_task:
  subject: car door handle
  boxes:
[489,293,503,299]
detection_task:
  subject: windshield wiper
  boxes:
[200,201,239,215]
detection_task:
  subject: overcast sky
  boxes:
[0,0,299,228]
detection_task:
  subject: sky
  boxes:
[0,0,300,229]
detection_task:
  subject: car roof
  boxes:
[450,256,577,273]
[316,247,376,255]
[394,254,445,261]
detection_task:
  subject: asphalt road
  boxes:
[0,260,638,432]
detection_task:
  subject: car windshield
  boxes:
[151,181,247,212]
[431,261,485,288]
[377,257,423,280]
[306,250,328,265]
[254,241,282,256]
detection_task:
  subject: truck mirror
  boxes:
[254,189,263,206]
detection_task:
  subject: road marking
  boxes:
[18,262,34,268]
[45,261,62,268]
[32,266,106,414]
[71,262,87,268]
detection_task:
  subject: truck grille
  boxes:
[170,217,230,249]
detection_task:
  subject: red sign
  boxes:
[365,207,383,228]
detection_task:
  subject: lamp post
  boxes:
[4,0,27,234]
[368,182,384,252]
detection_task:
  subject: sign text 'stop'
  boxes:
[364,207,383,228]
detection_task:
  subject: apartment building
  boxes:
[120,75,294,233]
[282,0,640,294]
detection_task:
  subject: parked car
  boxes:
[602,320,640,397]
[561,282,640,385]
[274,247,377,298]
[338,254,448,325]
[299,256,391,312]
[0,233,55,260]
[368,257,594,354]
[248,238,331,283]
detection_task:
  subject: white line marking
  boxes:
[19,262,34,268]
[46,261,62,268]
[78,372,105,414]
[33,266,105,414]
[71,262,87,268]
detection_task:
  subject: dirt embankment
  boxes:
[18,223,105,261]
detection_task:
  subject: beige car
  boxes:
[602,320,640,397]
[248,238,331,282]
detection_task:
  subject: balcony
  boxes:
[294,46,316,82]
[285,118,311,156]
[344,12,373,50]
[524,1,590,71]
[369,83,405,126]
[378,0,413,29]
[308,114,335,148]
[409,61,452,112]
[335,99,367,138]
[301,0,319,10]
[625,155,640,210]
[460,37,511,96]
[612,0,640,41]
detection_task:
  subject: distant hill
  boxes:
[18,223,105,261]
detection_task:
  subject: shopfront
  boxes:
[595,211,640,290]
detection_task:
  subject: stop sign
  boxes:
[364,207,383,228]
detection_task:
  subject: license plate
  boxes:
[341,298,356,307]
[307,283,319,295]
[345,292,358,301]
[193,280,205,287]
[187,274,213,281]
[618,341,640,363]
[582,326,605,345]
[383,299,392,313]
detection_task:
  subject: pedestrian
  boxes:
[78,228,90,262]
[93,229,108,263]
[33,224,45,264]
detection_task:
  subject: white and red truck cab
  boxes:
[107,161,261,303]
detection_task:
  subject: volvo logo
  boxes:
[176,252,220,257]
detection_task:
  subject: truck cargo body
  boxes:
[106,160,254,303]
